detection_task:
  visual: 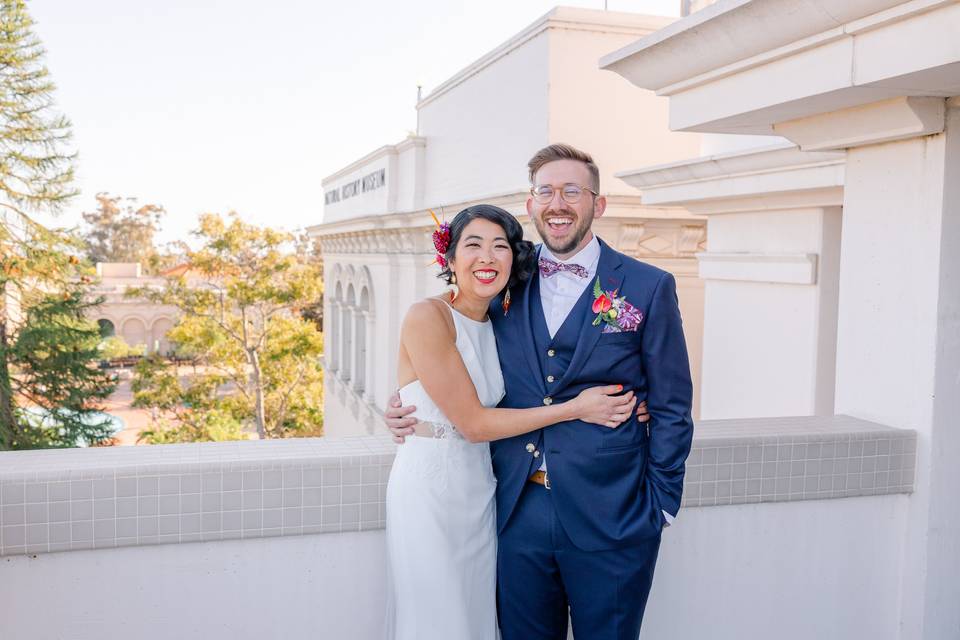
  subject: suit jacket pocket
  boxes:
[596,331,637,344]
[596,440,645,454]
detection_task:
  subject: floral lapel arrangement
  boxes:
[591,277,643,333]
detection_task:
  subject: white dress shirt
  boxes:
[535,235,674,526]
[539,236,601,339]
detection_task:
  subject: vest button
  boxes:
[547,349,556,357]
[543,396,553,406]
[525,443,535,453]
[533,451,541,458]
[546,375,555,383]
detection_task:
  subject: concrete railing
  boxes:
[0,415,917,640]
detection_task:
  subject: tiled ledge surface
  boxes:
[682,415,916,508]
[0,415,915,557]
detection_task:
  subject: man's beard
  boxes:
[533,206,594,256]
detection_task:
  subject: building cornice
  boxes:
[307,188,699,240]
[599,0,919,91]
[314,210,706,263]
[418,7,675,110]
[601,0,960,134]
[618,142,843,187]
[617,143,846,211]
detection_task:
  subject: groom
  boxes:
[386,143,694,639]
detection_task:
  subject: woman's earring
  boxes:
[502,288,511,315]
[449,273,460,303]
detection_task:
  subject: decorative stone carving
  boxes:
[318,227,436,256]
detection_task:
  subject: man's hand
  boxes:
[636,400,649,423]
[385,390,418,444]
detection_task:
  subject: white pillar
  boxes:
[362,310,375,404]
[327,301,340,374]
[619,145,845,420]
[832,99,960,640]
[352,308,365,395]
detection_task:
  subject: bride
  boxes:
[385,204,636,639]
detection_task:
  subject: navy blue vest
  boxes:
[529,272,596,404]
[521,273,597,476]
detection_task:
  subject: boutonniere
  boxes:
[591,277,644,333]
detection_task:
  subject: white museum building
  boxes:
[1,2,957,639]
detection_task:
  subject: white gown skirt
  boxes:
[385,433,499,640]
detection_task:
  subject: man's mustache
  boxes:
[540,208,578,219]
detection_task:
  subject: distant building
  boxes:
[308,7,707,436]
[90,262,178,355]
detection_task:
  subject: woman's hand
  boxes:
[571,385,636,428]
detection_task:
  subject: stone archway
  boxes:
[120,317,147,352]
[97,318,116,338]
[151,317,175,356]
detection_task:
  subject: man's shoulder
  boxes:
[603,242,671,282]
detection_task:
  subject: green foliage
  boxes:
[4,287,117,448]
[132,355,245,444]
[81,192,170,269]
[0,0,114,450]
[0,0,77,212]
[130,213,325,441]
[98,334,143,360]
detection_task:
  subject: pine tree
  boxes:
[0,0,115,449]
[8,286,116,448]
[0,0,75,211]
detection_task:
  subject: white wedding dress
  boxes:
[385,302,504,640]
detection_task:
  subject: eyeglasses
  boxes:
[530,183,599,204]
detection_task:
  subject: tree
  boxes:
[130,213,325,441]
[7,286,117,448]
[0,1,116,449]
[99,334,143,360]
[0,0,76,213]
[81,192,167,269]
[295,230,324,331]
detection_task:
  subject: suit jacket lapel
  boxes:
[515,267,547,394]
[553,239,624,392]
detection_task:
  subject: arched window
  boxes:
[121,317,147,350]
[151,317,175,356]
[97,319,115,338]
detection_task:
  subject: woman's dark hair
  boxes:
[438,204,536,291]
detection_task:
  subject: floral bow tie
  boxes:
[538,257,589,279]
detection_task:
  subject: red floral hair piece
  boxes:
[430,209,451,269]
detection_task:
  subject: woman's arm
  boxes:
[401,300,634,443]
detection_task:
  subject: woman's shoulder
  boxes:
[403,297,455,335]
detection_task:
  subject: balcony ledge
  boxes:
[0,414,915,557]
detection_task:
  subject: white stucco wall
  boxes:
[0,530,388,640]
[699,206,841,419]
[418,31,551,206]
[646,495,907,640]
[0,496,907,640]
[549,26,701,194]
[322,150,395,224]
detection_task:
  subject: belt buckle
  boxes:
[544,472,551,490]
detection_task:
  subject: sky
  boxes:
[28,0,680,244]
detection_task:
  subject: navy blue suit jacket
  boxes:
[488,238,694,552]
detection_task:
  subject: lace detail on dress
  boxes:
[423,421,464,440]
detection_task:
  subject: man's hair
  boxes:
[527,143,600,191]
